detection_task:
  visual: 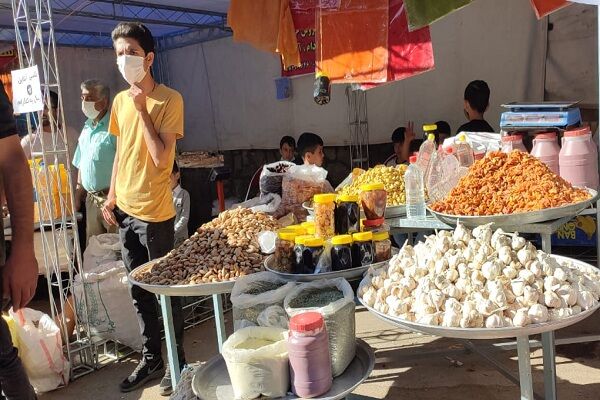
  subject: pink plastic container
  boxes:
[531,132,560,175]
[501,134,527,153]
[559,126,599,189]
[288,312,332,398]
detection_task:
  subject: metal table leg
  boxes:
[160,295,181,387]
[541,233,552,254]
[212,293,227,352]
[542,331,557,400]
[517,336,534,400]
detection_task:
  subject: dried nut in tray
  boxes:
[133,208,280,286]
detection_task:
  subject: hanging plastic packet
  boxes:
[314,73,331,105]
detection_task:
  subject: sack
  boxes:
[232,193,282,215]
[222,327,289,400]
[280,165,329,220]
[10,308,69,393]
[83,233,121,271]
[231,272,296,331]
[73,261,142,350]
[284,278,356,377]
[259,161,295,196]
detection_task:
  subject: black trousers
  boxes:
[115,208,185,363]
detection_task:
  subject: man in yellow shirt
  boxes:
[101,22,185,395]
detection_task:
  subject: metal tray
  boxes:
[128,259,235,297]
[191,339,375,400]
[428,188,597,228]
[264,248,398,282]
[358,255,600,340]
[303,202,406,218]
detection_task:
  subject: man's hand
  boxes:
[102,195,117,226]
[129,83,147,113]
[4,247,37,311]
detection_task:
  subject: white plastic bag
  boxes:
[257,305,289,329]
[83,233,121,271]
[279,165,330,220]
[10,308,69,393]
[73,261,142,350]
[231,272,296,331]
[232,194,282,214]
[284,278,356,377]
[222,327,289,400]
[259,161,295,196]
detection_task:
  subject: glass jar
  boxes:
[274,230,297,273]
[294,235,312,274]
[372,231,392,262]
[313,194,336,239]
[330,235,353,271]
[360,183,387,220]
[335,194,360,235]
[352,232,374,268]
[301,237,324,274]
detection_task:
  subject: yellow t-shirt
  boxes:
[109,84,184,222]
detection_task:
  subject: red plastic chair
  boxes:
[245,165,263,201]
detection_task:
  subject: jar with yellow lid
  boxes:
[352,231,374,267]
[313,193,336,239]
[372,231,392,262]
[274,230,297,272]
[285,224,308,235]
[331,235,353,271]
[335,194,360,235]
[294,234,313,273]
[302,237,324,274]
[359,183,387,221]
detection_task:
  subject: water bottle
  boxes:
[405,155,426,219]
[427,147,460,202]
[416,132,437,176]
[455,133,475,168]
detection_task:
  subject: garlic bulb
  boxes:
[418,312,442,326]
[572,305,583,314]
[511,235,527,251]
[557,284,577,307]
[517,246,535,265]
[554,267,567,282]
[389,299,409,316]
[442,309,461,327]
[519,269,535,285]
[461,309,484,328]
[577,291,597,310]
[523,286,539,306]
[529,261,543,278]
[389,271,403,282]
[544,291,561,308]
[528,304,549,324]
[434,258,449,275]
[503,316,514,327]
[482,260,503,281]
[473,223,493,245]
[453,223,471,244]
[471,270,485,286]
[446,268,459,283]
[503,266,518,280]
[399,276,417,292]
[434,275,451,291]
[390,285,409,299]
[485,313,505,328]
[489,287,508,308]
[511,279,526,297]
[371,275,385,290]
[442,284,463,300]
[544,276,561,292]
[467,238,481,253]
[476,298,497,316]
[374,299,389,314]
[427,289,445,310]
[445,298,462,312]
[363,287,377,307]
[513,309,531,327]
[458,263,469,279]
[493,234,512,252]
[498,246,513,265]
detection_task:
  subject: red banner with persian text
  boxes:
[282,9,316,77]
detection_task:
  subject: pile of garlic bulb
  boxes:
[359,223,600,329]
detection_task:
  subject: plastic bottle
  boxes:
[501,134,527,153]
[288,311,333,398]
[531,132,560,175]
[405,155,426,219]
[455,133,475,168]
[416,132,437,176]
[559,126,599,189]
[427,148,460,202]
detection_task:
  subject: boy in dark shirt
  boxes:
[456,80,495,134]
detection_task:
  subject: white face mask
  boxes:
[117,55,147,85]
[82,100,100,120]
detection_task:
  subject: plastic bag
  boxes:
[257,305,289,329]
[280,165,330,220]
[10,308,70,393]
[73,261,142,350]
[314,241,333,274]
[231,272,296,331]
[232,193,282,214]
[222,327,289,400]
[83,233,121,271]
[170,362,204,400]
[259,161,295,196]
[284,278,355,377]
[2,315,20,356]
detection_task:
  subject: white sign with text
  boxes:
[11,65,44,114]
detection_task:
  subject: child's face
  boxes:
[170,172,180,189]
[304,145,325,167]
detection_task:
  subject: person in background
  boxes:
[297,132,334,191]
[456,80,494,134]
[0,81,38,399]
[20,90,79,184]
[279,135,296,162]
[73,79,116,246]
[434,120,452,146]
[101,22,185,396]
[171,161,190,248]
[385,122,415,166]
[408,139,424,157]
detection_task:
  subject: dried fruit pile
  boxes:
[338,164,408,206]
[430,151,591,216]
[133,208,280,286]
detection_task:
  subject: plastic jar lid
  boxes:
[295,235,313,245]
[305,225,316,235]
[301,221,315,228]
[278,230,297,241]
[314,193,336,204]
[360,183,385,192]
[286,225,307,235]
[337,194,359,203]
[501,135,523,142]
[290,311,324,333]
[372,231,390,241]
[331,235,353,246]
[457,133,468,142]
[423,124,437,132]
[362,217,385,227]
[304,237,324,247]
[409,155,418,164]
[564,126,591,137]
[353,231,373,242]
[535,132,557,140]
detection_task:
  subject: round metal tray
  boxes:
[303,202,406,218]
[428,188,597,228]
[358,255,600,340]
[264,248,398,282]
[191,339,375,400]
[128,259,235,297]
